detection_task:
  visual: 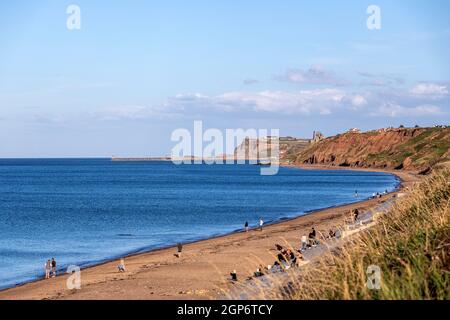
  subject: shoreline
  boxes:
[0,167,419,300]
[0,172,399,292]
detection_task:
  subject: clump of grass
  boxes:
[238,168,449,300]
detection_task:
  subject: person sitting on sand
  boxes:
[279,250,292,269]
[278,246,287,256]
[300,235,307,252]
[44,259,51,279]
[277,252,287,265]
[275,244,291,265]
[287,249,297,267]
[254,267,264,278]
[118,258,126,272]
[230,270,238,281]
[259,264,265,273]
[328,229,336,239]
[354,209,360,222]
[271,261,282,273]
[308,228,317,247]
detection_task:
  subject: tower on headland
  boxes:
[312,131,324,143]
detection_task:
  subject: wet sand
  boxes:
[0,168,420,300]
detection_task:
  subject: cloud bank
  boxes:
[94,80,447,121]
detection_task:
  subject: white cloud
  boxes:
[167,89,351,115]
[351,95,368,107]
[87,77,449,122]
[410,83,448,99]
[370,103,443,117]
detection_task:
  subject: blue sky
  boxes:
[0,0,449,157]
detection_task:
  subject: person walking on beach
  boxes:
[177,243,183,257]
[51,258,57,277]
[259,218,264,231]
[44,259,51,279]
[118,258,126,272]
[244,221,249,232]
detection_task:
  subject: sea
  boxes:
[0,158,399,289]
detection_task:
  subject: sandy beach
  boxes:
[0,168,420,300]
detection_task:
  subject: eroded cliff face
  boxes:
[234,137,273,159]
[294,127,450,171]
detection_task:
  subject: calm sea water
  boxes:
[0,159,399,289]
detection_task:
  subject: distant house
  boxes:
[347,128,361,133]
[377,127,396,133]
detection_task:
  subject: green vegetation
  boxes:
[383,128,449,168]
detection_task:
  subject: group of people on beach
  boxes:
[299,227,323,252]
[244,218,264,232]
[300,226,339,252]
[356,189,389,200]
[40,199,373,287]
[231,200,376,282]
[372,190,388,199]
[44,258,57,279]
[274,244,301,269]
[257,246,300,277]
[230,224,344,282]
[230,243,304,282]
